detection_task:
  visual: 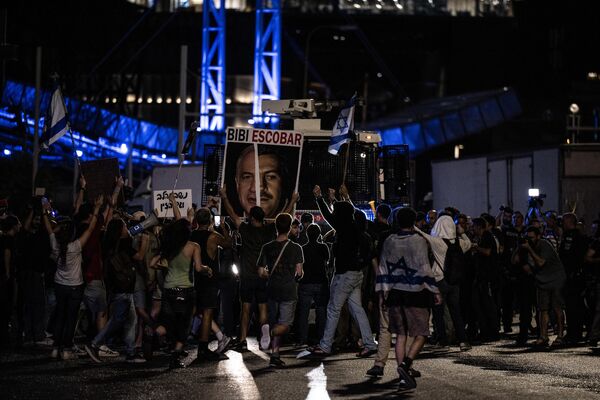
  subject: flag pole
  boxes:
[172,121,199,193]
[341,141,351,186]
[32,46,42,195]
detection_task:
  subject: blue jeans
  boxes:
[296,283,328,344]
[93,293,137,356]
[319,271,376,353]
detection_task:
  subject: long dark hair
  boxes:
[160,219,191,261]
[55,220,76,264]
[103,219,125,260]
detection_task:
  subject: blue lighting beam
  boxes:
[200,0,226,133]
[253,0,281,127]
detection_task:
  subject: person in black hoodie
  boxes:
[296,223,330,346]
[300,185,377,358]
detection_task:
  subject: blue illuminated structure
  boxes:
[252,0,281,127]
[199,0,225,133]
[0,80,181,165]
[370,88,522,154]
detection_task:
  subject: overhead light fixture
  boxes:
[569,103,579,114]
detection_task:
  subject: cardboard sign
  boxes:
[81,158,121,205]
[153,189,192,218]
[222,126,303,219]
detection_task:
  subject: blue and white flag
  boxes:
[328,94,356,155]
[41,85,69,149]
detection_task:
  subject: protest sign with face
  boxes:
[222,127,303,219]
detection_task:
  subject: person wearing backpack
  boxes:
[417,215,473,351]
[85,218,149,364]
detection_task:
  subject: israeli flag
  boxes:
[328,94,356,155]
[41,85,69,149]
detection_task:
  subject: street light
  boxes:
[303,24,358,98]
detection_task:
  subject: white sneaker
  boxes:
[98,345,120,357]
[50,347,59,359]
[61,349,78,360]
[260,325,271,351]
[216,335,232,354]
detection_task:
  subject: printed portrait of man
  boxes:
[224,144,298,219]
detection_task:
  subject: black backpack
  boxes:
[442,238,465,285]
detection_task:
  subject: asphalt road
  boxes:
[1,337,599,399]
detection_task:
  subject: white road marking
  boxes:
[305,363,330,400]
[217,350,262,400]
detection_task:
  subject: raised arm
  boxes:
[168,192,182,220]
[219,185,242,228]
[282,192,300,215]
[23,207,34,233]
[314,185,336,229]
[338,184,354,207]
[74,174,86,214]
[78,195,104,247]
[186,207,195,223]
[41,200,54,236]
[110,176,125,209]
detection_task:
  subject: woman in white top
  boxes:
[42,195,103,360]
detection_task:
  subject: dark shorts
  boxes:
[83,279,108,314]
[388,305,430,337]
[240,276,268,304]
[268,299,297,327]
[537,286,565,311]
[196,285,219,309]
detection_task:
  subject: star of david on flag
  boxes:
[41,84,70,150]
[328,94,356,155]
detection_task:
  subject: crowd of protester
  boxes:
[1,176,599,392]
